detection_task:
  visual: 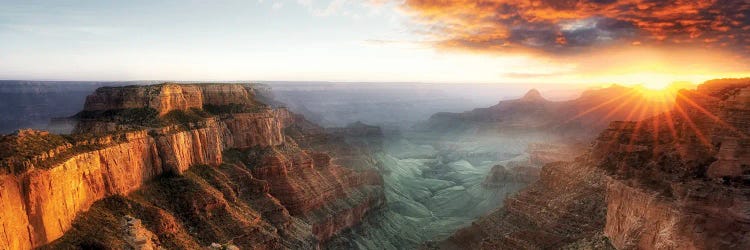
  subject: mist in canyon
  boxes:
[1,80,747,250]
[269,83,596,248]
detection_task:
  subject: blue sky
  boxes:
[1,0,748,87]
[0,1,424,81]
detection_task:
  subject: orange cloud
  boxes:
[401,0,750,56]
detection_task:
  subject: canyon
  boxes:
[0,83,384,249]
[433,79,750,249]
[1,79,747,249]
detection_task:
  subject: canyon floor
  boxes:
[327,131,565,249]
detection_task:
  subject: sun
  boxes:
[631,81,692,102]
[641,82,670,90]
[624,79,698,101]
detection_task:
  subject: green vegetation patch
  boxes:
[161,108,212,125]
[75,107,214,128]
[203,103,267,115]
[76,107,160,127]
[0,130,70,160]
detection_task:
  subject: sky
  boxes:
[1,0,749,88]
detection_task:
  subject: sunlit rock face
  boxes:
[0,83,385,249]
[82,83,260,116]
[436,78,750,250]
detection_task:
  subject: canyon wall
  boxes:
[0,83,384,249]
[0,131,164,249]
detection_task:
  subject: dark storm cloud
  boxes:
[403,0,750,55]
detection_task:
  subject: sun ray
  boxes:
[600,96,647,149]
[652,95,661,142]
[595,92,641,126]
[672,99,713,149]
[564,89,638,124]
[675,92,748,138]
[658,93,679,140]
[627,100,650,147]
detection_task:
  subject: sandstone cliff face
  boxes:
[0,83,385,249]
[224,112,286,148]
[153,119,229,173]
[83,83,259,116]
[0,131,163,249]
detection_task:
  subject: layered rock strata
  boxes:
[0,83,384,249]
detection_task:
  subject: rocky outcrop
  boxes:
[83,83,260,116]
[0,83,385,249]
[122,215,161,250]
[153,119,228,173]
[224,112,286,148]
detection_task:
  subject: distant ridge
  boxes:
[519,89,546,102]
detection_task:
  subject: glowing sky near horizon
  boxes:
[1,0,748,88]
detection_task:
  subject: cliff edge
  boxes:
[0,83,385,249]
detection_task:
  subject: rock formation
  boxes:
[434,78,750,249]
[0,83,385,249]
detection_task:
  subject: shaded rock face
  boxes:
[434,160,609,249]
[439,78,750,250]
[0,83,385,249]
[481,165,512,188]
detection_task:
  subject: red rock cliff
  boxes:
[0,83,384,249]
[83,83,260,116]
